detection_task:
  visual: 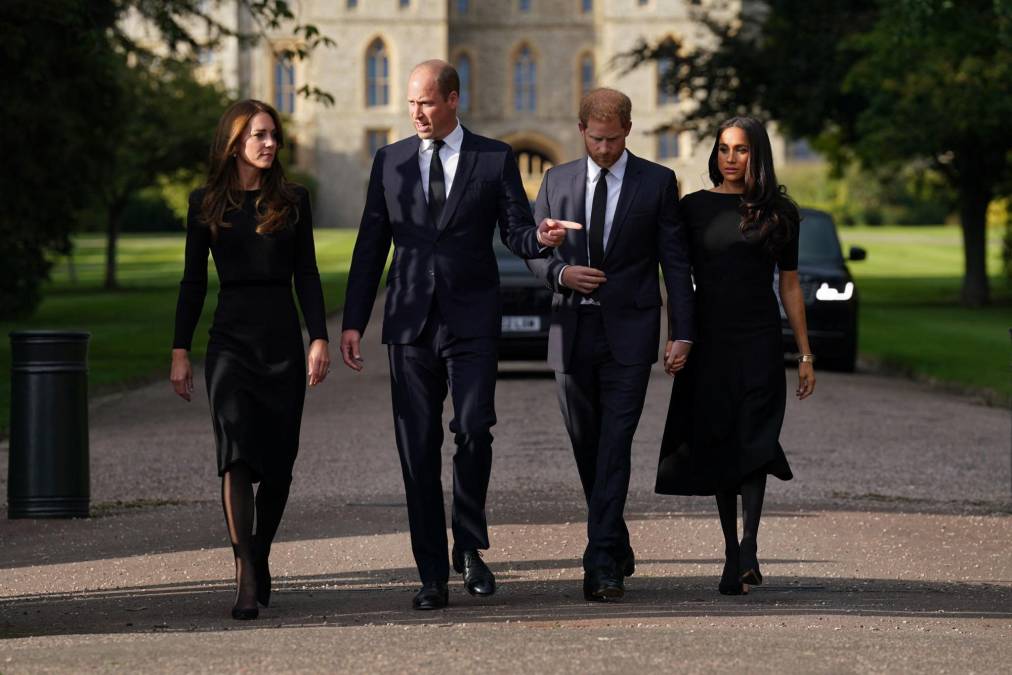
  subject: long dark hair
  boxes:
[707,116,798,255]
[199,99,298,238]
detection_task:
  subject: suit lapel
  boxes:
[396,137,430,229]
[436,128,478,233]
[570,163,589,266]
[604,153,641,262]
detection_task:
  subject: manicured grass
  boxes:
[1,231,360,436]
[837,225,1011,402]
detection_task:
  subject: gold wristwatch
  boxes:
[798,354,816,364]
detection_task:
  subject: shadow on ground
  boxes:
[2,567,1010,639]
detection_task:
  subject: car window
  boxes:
[798,211,844,263]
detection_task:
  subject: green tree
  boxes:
[94,60,227,290]
[627,0,1012,306]
[0,0,334,317]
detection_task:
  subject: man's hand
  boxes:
[340,329,365,372]
[664,340,692,376]
[536,218,582,248]
[561,265,607,294]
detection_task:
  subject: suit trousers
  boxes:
[387,299,498,583]
[555,306,652,574]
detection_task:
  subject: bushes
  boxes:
[780,161,956,226]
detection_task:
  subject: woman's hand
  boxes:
[797,361,816,399]
[170,348,194,402]
[664,340,691,376]
[307,338,331,387]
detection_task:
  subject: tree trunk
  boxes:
[104,203,123,291]
[957,177,992,307]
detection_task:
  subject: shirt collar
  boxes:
[421,119,464,153]
[586,149,629,183]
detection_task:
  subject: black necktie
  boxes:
[589,168,608,267]
[428,139,446,227]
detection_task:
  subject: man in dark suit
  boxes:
[527,88,695,601]
[340,60,568,610]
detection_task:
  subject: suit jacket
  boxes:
[527,152,695,371]
[343,127,546,344]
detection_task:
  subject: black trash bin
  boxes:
[7,331,91,518]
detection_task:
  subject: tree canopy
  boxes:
[628,0,1012,305]
[0,0,333,318]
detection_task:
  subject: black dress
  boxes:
[173,187,328,480]
[656,190,795,495]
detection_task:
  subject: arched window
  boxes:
[274,58,295,114]
[657,55,677,105]
[513,45,536,113]
[456,53,472,113]
[579,52,594,100]
[366,39,389,108]
[657,130,680,160]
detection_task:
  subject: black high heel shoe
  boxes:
[738,539,763,586]
[231,546,260,620]
[253,535,272,608]
[718,554,745,595]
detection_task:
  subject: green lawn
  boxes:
[2,224,1009,438]
[837,225,1010,403]
[1,231,359,436]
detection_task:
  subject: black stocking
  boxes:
[740,470,767,547]
[715,491,739,556]
[254,476,292,552]
[221,463,257,610]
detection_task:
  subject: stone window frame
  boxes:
[656,35,679,108]
[575,49,595,111]
[365,35,392,109]
[509,41,539,115]
[451,48,477,115]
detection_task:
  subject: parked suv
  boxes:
[777,208,866,372]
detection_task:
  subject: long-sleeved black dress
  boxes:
[656,190,795,495]
[173,186,328,480]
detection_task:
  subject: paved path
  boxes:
[1,303,1010,673]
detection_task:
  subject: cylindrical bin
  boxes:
[8,331,91,518]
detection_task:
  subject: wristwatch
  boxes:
[798,353,816,364]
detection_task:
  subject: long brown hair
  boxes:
[707,116,798,255]
[199,99,298,238]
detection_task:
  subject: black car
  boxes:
[777,208,866,372]
[495,234,552,361]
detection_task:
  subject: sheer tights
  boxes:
[221,464,292,612]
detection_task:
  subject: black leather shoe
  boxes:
[452,546,496,596]
[412,581,449,610]
[583,572,624,602]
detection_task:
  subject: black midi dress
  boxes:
[173,187,328,480]
[656,190,795,496]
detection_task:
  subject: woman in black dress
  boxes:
[170,100,330,620]
[656,117,815,595]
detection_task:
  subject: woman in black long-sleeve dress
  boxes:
[656,117,815,595]
[170,100,330,620]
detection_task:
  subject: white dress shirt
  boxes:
[558,151,628,302]
[584,150,628,252]
[419,120,464,203]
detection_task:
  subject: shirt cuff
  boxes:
[557,264,569,289]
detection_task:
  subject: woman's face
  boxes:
[237,112,279,172]
[717,126,749,185]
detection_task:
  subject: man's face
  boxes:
[580,116,630,169]
[407,69,459,140]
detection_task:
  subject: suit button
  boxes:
[428,269,435,277]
